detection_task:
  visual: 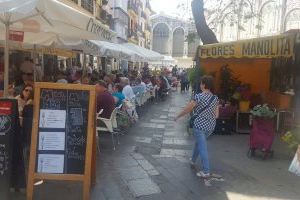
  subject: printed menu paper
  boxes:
[38,132,65,151]
[37,154,64,173]
[39,109,66,128]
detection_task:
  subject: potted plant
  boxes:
[219,65,240,101]
[249,104,277,159]
[233,84,251,112]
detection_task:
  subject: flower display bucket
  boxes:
[239,101,250,112]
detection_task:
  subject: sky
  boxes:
[150,0,192,18]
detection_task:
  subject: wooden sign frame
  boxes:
[26,82,96,200]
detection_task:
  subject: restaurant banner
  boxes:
[199,33,297,59]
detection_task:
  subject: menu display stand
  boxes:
[26,83,96,200]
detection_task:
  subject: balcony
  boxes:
[146,24,151,32]
[137,25,143,33]
[96,7,114,28]
[128,30,138,41]
[81,0,94,14]
[141,11,147,19]
[128,0,139,14]
[71,0,78,3]
[102,0,108,5]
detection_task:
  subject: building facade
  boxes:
[150,14,199,58]
[211,0,300,42]
[127,0,153,48]
[59,0,113,29]
[109,0,129,43]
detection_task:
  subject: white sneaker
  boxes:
[196,171,210,178]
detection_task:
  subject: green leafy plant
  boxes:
[250,104,276,119]
[282,128,300,152]
[219,65,240,101]
[187,66,205,87]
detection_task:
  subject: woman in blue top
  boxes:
[175,75,219,178]
[112,83,125,107]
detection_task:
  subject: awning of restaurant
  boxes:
[121,43,164,62]
[0,0,116,96]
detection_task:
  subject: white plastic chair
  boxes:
[96,107,119,150]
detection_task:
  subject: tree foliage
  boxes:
[175,0,258,44]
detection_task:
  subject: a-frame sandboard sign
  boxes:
[26,82,96,200]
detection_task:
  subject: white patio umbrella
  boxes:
[0,0,115,96]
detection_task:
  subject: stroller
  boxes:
[248,117,275,160]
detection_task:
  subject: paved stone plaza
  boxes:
[12,92,300,200]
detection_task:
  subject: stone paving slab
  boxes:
[137,159,155,171]
[127,179,161,197]
[119,166,149,181]
[162,138,191,145]
[135,136,152,144]
[150,119,167,123]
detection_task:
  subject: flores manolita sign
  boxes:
[199,33,299,59]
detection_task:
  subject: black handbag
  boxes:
[189,95,216,128]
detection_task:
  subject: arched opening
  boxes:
[239,2,256,39]
[259,1,280,36]
[221,12,238,42]
[172,27,185,57]
[285,8,300,31]
[152,23,170,55]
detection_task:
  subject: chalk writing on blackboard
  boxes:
[40,90,67,110]
[68,126,83,133]
[0,116,11,136]
[69,108,83,126]
[68,92,81,107]
[66,147,85,161]
[67,134,86,147]
[0,144,9,176]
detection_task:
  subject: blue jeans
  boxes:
[191,128,210,174]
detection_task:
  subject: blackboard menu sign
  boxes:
[27,83,96,200]
[0,99,18,200]
[36,89,89,174]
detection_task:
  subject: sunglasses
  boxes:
[22,72,33,76]
[24,89,32,92]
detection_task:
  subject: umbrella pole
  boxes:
[4,23,9,97]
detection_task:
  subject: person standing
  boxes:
[175,75,219,178]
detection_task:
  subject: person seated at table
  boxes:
[135,77,146,94]
[157,75,168,98]
[14,58,34,95]
[96,80,115,119]
[15,84,34,126]
[112,84,125,107]
[81,75,90,85]
[121,77,135,101]
[104,75,114,93]
[56,71,68,83]
[144,77,153,91]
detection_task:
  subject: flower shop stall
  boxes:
[197,32,300,112]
